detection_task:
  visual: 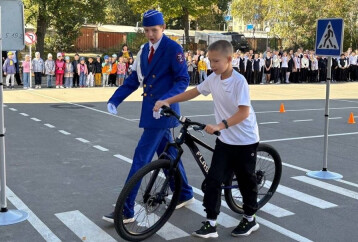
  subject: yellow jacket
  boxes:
[198,60,207,72]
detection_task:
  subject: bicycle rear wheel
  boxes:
[224,143,282,214]
[114,159,182,241]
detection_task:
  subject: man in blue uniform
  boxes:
[103,9,194,223]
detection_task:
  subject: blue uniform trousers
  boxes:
[123,128,193,218]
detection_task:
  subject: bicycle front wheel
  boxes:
[114,159,182,241]
[224,143,282,214]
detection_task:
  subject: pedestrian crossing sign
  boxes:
[315,18,344,56]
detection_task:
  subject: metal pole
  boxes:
[323,56,332,171]
[29,45,32,88]
[0,5,8,212]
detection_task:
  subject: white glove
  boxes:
[153,108,162,119]
[107,103,117,115]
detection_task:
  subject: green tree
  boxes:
[23,0,107,55]
[105,0,141,26]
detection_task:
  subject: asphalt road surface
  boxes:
[0,86,357,242]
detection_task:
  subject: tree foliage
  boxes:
[105,0,141,26]
[232,0,358,50]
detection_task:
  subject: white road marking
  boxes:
[6,186,61,242]
[9,108,17,111]
[114,154,133,164]
[28,91,137,122]
[336,179,358,188]
[260,122,280,125]
[55,210,117,242]
[19,113,29,116]
[3,104,7,107]
[256,106,358,114]
[292,176,358,200]
[262,131,358,143]
[76,138,90,143]
[44,123,55,128]
[293,119,313,122]
[58,130,71,135]
[31,118,41,122]
[265,181,337,209]
[93,145,108,151]
[133,204,189,240]
[328,117,342,120]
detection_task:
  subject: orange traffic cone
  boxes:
[348,112,356,124]
[280,103,286,113]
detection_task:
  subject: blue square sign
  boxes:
[315,18,344,56]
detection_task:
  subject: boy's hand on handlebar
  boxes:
[153,100,169,112]
[204,124,222,135]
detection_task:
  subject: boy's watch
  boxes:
[222,119,229,129]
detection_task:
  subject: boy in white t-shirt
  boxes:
[153,40,260,238]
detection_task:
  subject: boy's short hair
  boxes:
[207,40,233,57]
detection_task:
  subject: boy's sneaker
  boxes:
[102,211,134,224]
[231,217,259,237]
[192,221,218,238]
[175,197,195,209]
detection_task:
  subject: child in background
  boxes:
[22,54,31,89]
[77,57,88,87]
[198,56,207,83]
[187,56,196,85]
[87,57,96,87]
[3,51,16,89]
[32,52,45,89]
[109,54,118,87]
[116,56,126,86]
[64,56,74,88]
[102,55,111,87]
[72,54,80,88]
[55,53,65,88]
[95,55,102,86]
[127,58,134,77]
[45,53,55,88]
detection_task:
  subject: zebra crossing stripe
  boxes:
[265,181,337,209]
[9,108,17,111]
[292,176,358,200]
[55,210,117,242]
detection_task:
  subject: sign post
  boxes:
[25,32,37,89]
[0,1,29,225]
[307,18,344,180]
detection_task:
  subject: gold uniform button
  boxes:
[150,94,153,97]
[143,84,147,88]
[150,85,153,88]
[143,93,147,97]
[152,75,156,78]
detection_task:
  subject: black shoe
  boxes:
[192,221,218,238]
[102,211,134,224]
[231,217,259,237]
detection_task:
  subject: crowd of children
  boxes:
[2,46,135,90]
[184,47,358,85]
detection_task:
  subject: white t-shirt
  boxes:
[197,71,260,145]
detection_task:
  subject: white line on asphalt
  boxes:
[3,104,7,107]
[329,117,342,120]
[262,131,358,143]
[31,118,41,122]
[58,130,71,135]
[76,138,90,143]
[44,123,55,128]
[113,153,312,241]
[259,121,280,125]
[265,181,337,209]
[114,154,133,164]
[334,99,358,104]
[336,179,358,188]
[93,145,108,151]
[7,186,61,242]
[55,210,117,242]
[19,113,29,116]
[256,106,358,114]
[293,119,313,122]
[133,203,189,240]
[292,176,358,200]
[9,108,17,111]
[28,91,138,122]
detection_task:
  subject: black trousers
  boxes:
[14,62,22,85]
[253,70,261,84]
[350,65,357,81]
[246,70,253,84]
[281,67,287,83]
[203,139,259,219]
[301,68,308,82]
[319,68,327,82]
[73,73,79,87]
[109,74,117,85]
[34,72,42,85]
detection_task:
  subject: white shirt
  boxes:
[281,56,288,68]
[350,55,357,65]
[232,58,240,68]
[148,36,163,58]
[204,57,211,70]
[196,71,260,145]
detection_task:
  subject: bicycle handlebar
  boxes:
[160,106,220,136]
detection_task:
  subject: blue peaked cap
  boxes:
[143,10,164,27]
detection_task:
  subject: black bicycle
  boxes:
[114,106,282,241]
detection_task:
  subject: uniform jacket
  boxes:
[108,34,189,129]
